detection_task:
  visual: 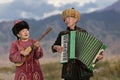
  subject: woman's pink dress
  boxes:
[9,39,43,80]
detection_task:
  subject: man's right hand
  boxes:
[53,45,64,53]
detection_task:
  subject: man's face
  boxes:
[64,17,78,28]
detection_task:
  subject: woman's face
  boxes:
[64,17,78,29]
[17,28,29,41]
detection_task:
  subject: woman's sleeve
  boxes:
[34,47,43,59]
[9,42,25,63]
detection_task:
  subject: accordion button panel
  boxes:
[60,34,69,63]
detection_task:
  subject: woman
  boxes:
[9,20,43,80]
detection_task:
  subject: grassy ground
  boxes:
[91,58,120,80]
[0,57,120,80]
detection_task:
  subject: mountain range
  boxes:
[0,0,120,64]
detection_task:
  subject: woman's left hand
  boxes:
[34,41,41,52]
[34,41,41,48]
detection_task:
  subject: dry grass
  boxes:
[0,56,120,80]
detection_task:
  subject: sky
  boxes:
[0,0,118,21]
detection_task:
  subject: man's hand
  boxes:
[53,45,64,53]
[97,52,103,60]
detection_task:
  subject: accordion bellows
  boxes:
[60,31,106,70]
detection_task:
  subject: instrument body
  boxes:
[15,27,52,66]
[61,31,106,70]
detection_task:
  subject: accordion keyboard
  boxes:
[60,34,69,63]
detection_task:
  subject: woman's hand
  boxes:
[20,46,32,56]
[34,41,41,48]
[34,41,41,52]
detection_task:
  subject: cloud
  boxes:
[47,0,96,7]
[0,0,118,21]
[94,0,118,10]
[0,0,13,4]
[43,10,61,19]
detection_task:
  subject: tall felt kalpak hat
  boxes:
[62,8,80,21]
[12,20,29,37]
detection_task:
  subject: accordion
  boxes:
[60,31,106,70]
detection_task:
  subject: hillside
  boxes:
[103,0,120,12]
[79,10,120,55]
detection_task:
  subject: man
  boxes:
[52,8,103,80]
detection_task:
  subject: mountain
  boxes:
[0,0,120,65]
[102,0,120,12]
[79,10,120,55]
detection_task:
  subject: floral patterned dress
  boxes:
[9,39,43,80]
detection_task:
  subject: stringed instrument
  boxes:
[15,27,52,66]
